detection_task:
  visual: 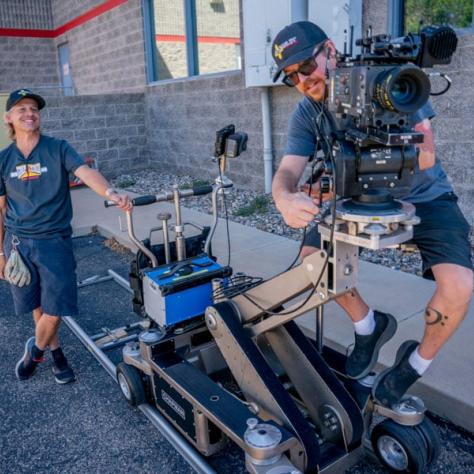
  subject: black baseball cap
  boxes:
[272,21,328,82]
[6,88,46,111]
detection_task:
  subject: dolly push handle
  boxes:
[104,184,214,208]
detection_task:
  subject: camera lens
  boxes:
[374,64,431,113]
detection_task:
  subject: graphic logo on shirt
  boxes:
[10,163,48,181]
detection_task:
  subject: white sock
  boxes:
[408,347,432,375]
[354,309,376,336]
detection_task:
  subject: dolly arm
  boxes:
[230,250,330,327]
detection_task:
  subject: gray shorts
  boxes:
[303,192,473,280]
[4,232,78,316]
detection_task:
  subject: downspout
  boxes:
[261,87,273,194]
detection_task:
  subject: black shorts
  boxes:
[4,232,78,316]
[303,192,473,280]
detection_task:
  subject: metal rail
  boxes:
[64,271,217,474]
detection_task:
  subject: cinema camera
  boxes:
[317,25,458,250]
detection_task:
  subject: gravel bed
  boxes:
[112,170,473,277]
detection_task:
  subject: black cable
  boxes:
[280,102,327,273]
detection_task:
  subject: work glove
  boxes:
[4,247,31,287]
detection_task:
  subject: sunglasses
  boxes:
[282,42,327,87]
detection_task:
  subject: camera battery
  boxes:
[142,255,229,328]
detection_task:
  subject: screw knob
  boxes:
[157,212,172,221]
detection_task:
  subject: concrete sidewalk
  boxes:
[71,187,474,433]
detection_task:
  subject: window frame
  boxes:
[142,0,241,83]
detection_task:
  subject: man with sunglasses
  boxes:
[271,21,473,408]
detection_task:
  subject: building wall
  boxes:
[0,37,60,94]
[144,70,264,188]
[52,0,147,94]
[0,0,53,29]
[50,0,103,28]
[0,0,146,96]
[41,93,147,176]
[0,0,59,94]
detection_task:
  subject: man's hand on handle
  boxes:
[276,191,320,229]
[108,192,132,211]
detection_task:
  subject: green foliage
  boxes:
[405,0,473,32]
[233,195,269,217]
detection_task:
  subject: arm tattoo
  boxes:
[425,306,449,326]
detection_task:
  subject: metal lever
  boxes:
[158,212,172,264]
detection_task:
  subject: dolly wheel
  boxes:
[413,418,441,466]
[371,419,429,473]
[116,362,146,406]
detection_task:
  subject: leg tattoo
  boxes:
[425,306,449,326]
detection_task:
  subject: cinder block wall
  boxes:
[145,71,264,188]
[51,0,146,94]
[0,1,59,93]
[41,93,148,176]
[0,37,60,93]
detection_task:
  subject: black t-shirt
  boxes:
[0,134,85,238]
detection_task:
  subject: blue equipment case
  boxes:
[142,255,230,328]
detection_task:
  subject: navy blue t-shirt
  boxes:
[285,97,452,203]
[0,135,85,238]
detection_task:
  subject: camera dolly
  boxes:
[66,127,440,474]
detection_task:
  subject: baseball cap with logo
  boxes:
[6,89,46,111]
[272,21,328,83]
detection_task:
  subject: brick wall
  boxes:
[41,93,147,177]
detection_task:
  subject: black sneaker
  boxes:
[15,337,44,381]
[51,348,76,384]
[372,340,421,408]
[345,311,397,380]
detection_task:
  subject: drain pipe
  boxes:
[261,87,273,194]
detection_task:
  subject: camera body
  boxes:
[324,25,457,202]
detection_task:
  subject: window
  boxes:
[404,0,474,33]
[143,0,241,82]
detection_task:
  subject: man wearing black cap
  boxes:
[271,22,473,408]
[0,88,131,384]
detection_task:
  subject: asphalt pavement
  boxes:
[1,235,473,474]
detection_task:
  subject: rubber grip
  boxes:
[192,185,213,196]
[132,195,158,206]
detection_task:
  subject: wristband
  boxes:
[105,187,117,197]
